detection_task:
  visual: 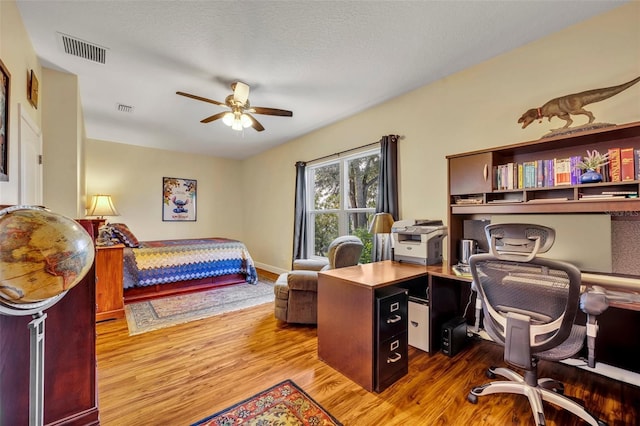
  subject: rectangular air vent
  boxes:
[57,32,107,64]
[116,103,134,113]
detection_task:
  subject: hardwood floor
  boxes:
[96,302,639,425]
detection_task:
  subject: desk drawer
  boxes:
[375,331,408,392]
[376,287,408,342]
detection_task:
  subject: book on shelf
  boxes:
[487,199,523,204]
[601,191,638,195]
[570,155,582,185]
[527,197,569,203]
[554,157,572,186]
[608,148,621,182]
[579,194,626,200]
[621,147,635,181]
[536,160,545,187]
[636,148,640,180]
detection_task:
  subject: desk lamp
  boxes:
[369,212,395,262]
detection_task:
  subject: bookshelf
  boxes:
[447,121,640,266]
[447,122,640,374]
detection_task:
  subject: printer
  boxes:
[391,219,447,265]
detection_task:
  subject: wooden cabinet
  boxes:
[95,244,125,321]
[449,152,493,195]
[0,266,99,426]
[317,261,427,392]
[446,121,640,265]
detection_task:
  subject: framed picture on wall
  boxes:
[0,59,10,182]
[162,177,197,221]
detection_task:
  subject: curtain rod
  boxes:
[303,135,402,165]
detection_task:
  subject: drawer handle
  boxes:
[387,352,402,363]
[387,315,402,324]
[483,164,488,181]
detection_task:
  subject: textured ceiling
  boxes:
[16,1,627,159]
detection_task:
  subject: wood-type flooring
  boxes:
[96,302,639,425]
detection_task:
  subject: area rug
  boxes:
[191,379,342,426]
[124,280,274,335]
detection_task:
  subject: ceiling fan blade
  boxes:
[246,113,265,132]
[176,91,225,106]
[232,82,250,105]
[251,106,293,117]
[200,112,227,124]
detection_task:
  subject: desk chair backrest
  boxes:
[470,223,582,369]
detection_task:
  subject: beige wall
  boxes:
[42,68,85,218]
[85,139,244,242]
[243,2,640,273]
[0,0,41,205]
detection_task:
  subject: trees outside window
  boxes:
[307,149,379,263]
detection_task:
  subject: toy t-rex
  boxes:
[518,76,640,130]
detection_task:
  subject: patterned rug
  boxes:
[124,280,274,335]
[191,380,342,426]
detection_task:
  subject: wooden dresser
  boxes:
[0,265,99,425]
[95,244,125,321]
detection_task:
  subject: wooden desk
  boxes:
[95,244,125,321]
[318,261,429,392]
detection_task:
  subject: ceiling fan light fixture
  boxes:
[240,114,252,128]
[222,112,235,126]
[231,119,243,131]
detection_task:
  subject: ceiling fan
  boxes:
[176,82,293,132]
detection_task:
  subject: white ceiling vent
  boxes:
[57,32,107,64]
[116,103,134,113]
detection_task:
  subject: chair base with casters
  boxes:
[468,362,607,426]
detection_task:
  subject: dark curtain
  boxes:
[373,134,399,261]
[292,161,307,265]
[376,135,399,218]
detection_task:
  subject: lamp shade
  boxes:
[369,212,394,234]
[87,194,119,218]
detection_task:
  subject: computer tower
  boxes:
[441,317,467,357]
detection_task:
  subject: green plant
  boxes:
[575,149,609,171]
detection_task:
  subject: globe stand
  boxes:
[0,294,66,426]
[29,312,46,426]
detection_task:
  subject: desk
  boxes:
[318,261,428,391]
[319,260,640,391]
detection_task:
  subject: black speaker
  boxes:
[441,317,467,357]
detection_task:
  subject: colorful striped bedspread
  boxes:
[122,237,258,289]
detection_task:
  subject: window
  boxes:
[306,148,379,263]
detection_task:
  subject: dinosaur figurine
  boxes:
[518,76,640,130]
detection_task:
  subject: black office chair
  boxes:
[467,223,607,426]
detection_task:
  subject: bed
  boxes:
[102,224,258,302]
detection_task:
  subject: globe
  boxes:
[0,206,95,307]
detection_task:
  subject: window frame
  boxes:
[305,147,379,260]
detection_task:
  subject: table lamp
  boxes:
[86,194,119,239]
[369,212,395,261]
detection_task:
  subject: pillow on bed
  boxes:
[110,223,140,247]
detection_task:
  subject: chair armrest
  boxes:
[293,259,328,271]
[287,270,319,292]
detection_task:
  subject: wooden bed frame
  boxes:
[76,220,252,304]
[123,273,247,303]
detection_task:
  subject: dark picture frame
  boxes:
[27,69,39,109]
[162,177,197,221]
[0,59,10,182]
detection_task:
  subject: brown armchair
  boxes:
[274,235,364,324]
